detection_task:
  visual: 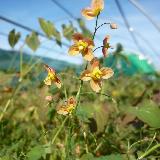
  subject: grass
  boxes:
[0,66,160,160]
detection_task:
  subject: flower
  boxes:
[102,35,111,57]
[45,95,53,102]
[44,64,61,88]
[80,58,114,92]
[68,33,94,61]
[57,97,76,115]
[81,0,104,20]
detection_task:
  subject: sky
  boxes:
[0,0,160,68]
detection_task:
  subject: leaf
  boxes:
[94,154,123,160]
[77,18,92,38]
[8,29,21,48]
[80,154,123,160]
[26,145,46,160]
[62,22,76,41]
[53,30,62,46]
[25,32,40,51]
[126,101,160,128]
[80,153,94,160]
[39,18,61,46]
[39,18,55,38]
[94,104,109,133]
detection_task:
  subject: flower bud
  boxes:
[110,23,118,29]
[103,35,110,46]
[45,95,53,102]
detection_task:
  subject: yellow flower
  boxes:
[57,97,76,115]
[80,58,114,92]
[44,64,61,88]
[68,33,94,61]
[81,0,104,20]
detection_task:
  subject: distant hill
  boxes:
[0,48,80,72]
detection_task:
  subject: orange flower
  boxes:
[80,58,114,92]
[44,64,61,88]
[82,0,104,20]
[102,35,111,57]
[68,33,94,61]
[57,97,76,115]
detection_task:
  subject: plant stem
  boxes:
[19,43,25,82]
[93,46,104,52]
[75,12,101,107]
[138,143,160,159]
[92,12,100,40]
[0,99,11,122]
[51,116,68,144]
[96,22,111,30]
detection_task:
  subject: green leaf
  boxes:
[94,154,123,160]
[39,18,61,46]
[93,104,109,133]
[62,22,76,41]
[80,154,123,160]
[126,101,160,128]
[53,30,62,46]
[80,153,94,160]
[77,18,92,38]
[26,145,46,160]
[39,18,54,38]
[25,32,40,51]
[8,29,21,48]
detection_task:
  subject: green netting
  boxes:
[103,52,155,75]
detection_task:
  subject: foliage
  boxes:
[1,0,160,159]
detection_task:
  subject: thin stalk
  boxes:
[138,143,160,159]
[0,99,11,122]
[96,22,111,30]
[51,116,68,144]
[19,43,25,81]
[92,12,100,40]
[93,46,104,52]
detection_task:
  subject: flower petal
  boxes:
[67,97,76,106]
[72,33,83,42]
[83,48,94,61]
[44,76,52,86]
[90,57,100,70]
[80,70,91,81]
[91,0,104,11]
[84,38,94,47]
[44,64,55,74]
[81,8,96,20]
[54,76,61,88]
[90,79,102,92]
[102,47,108,57]
[57,107,69,115]
[100,67,114,79]
[68,44,80,55]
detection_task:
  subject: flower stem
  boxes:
[96,22,111,30]
[93,46,104,52]
[51,116,68,144]
[92,12,100,40]
[19,43,25,82]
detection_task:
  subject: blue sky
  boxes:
[0,0,160,68]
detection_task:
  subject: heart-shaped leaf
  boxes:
[126,101,160,128]
[39,18,61,46]
[25,32,40,51]
[8,29,21,48]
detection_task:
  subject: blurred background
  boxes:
[0,0,160,71]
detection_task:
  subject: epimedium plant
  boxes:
[5,0,160,159]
